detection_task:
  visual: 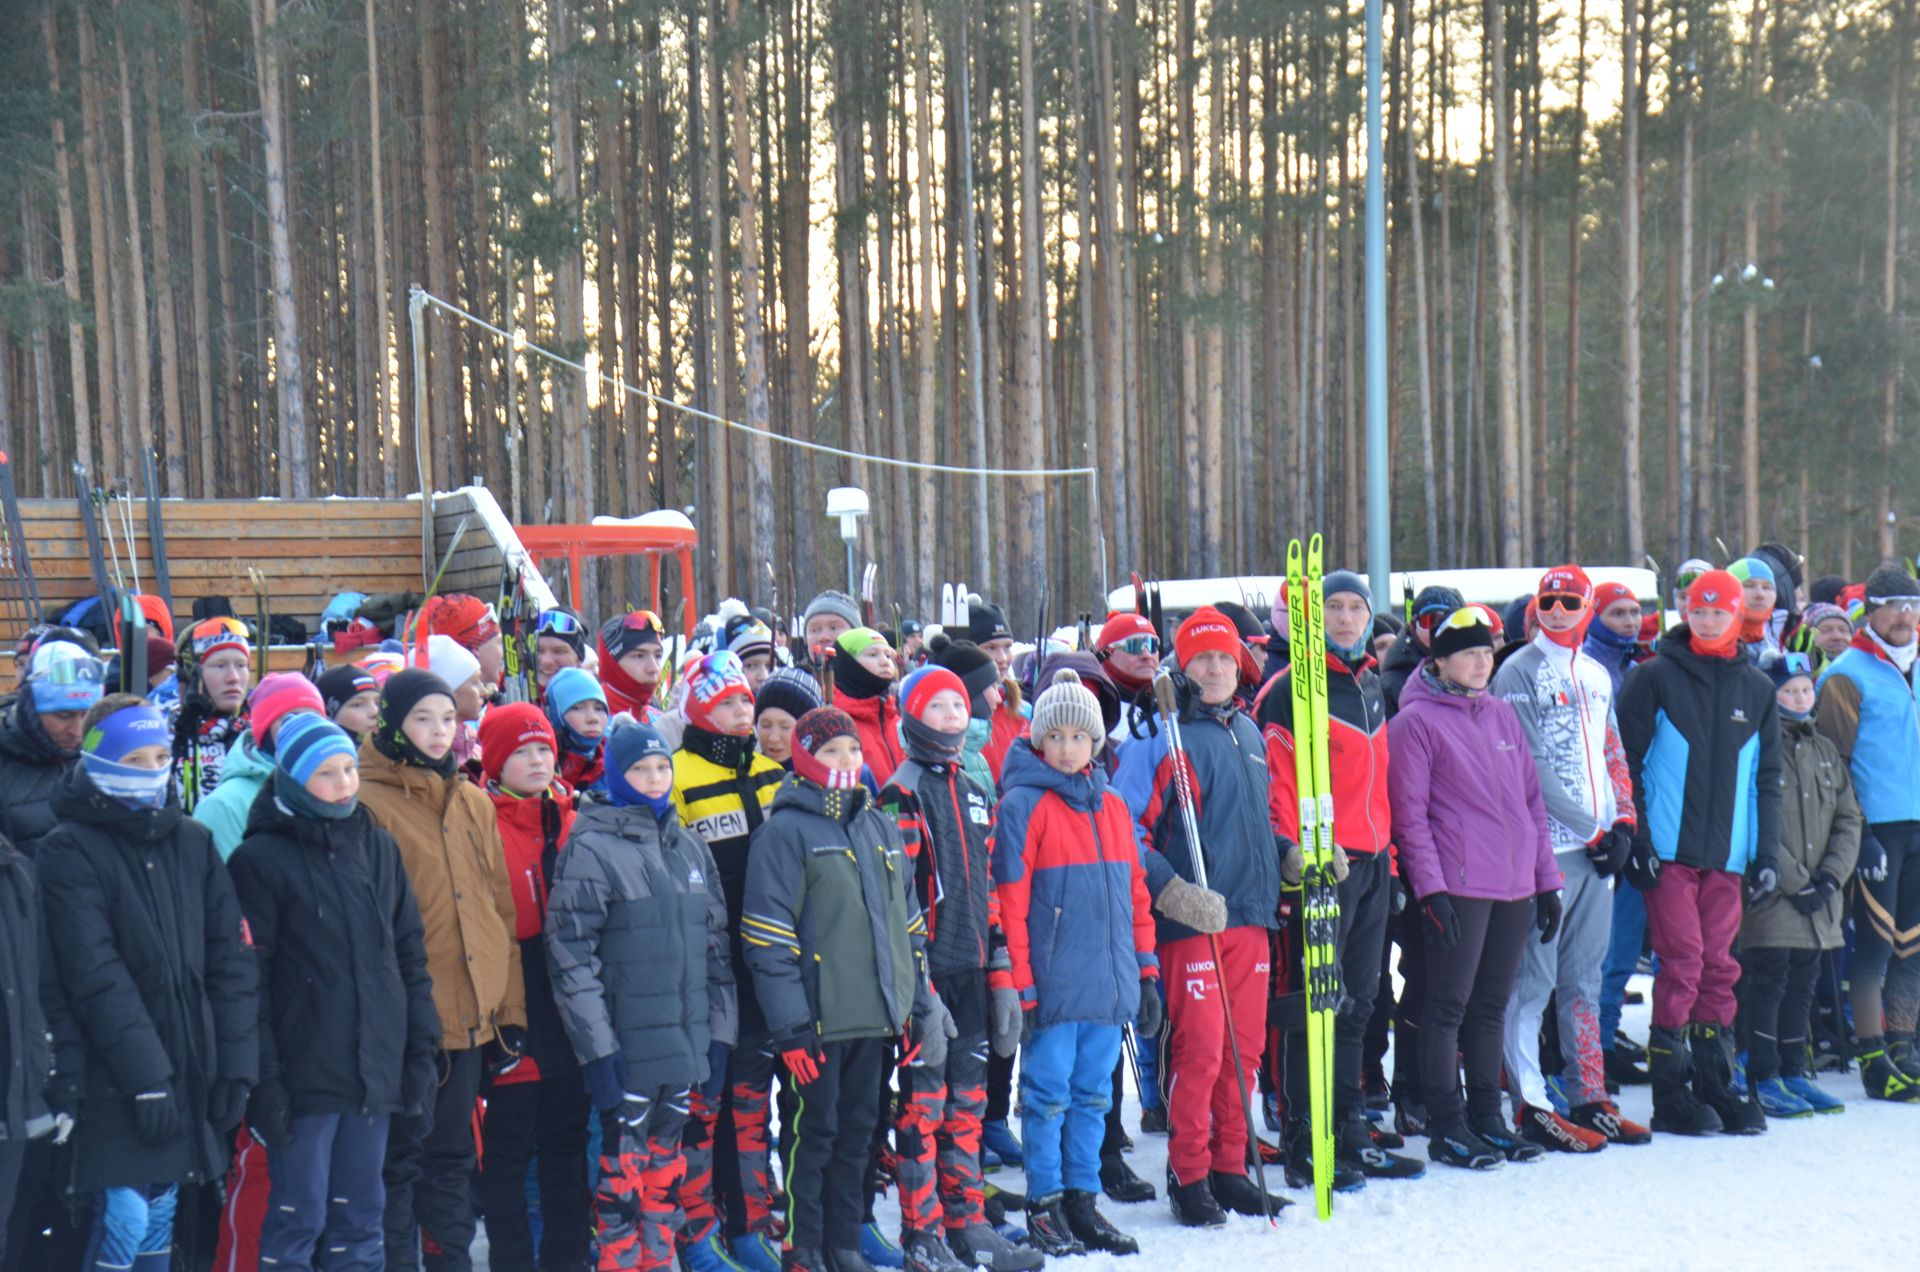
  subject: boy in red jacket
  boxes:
[477,702,591,1270]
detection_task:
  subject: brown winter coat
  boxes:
[1740,718,1862,952]
[357,740,527,1050]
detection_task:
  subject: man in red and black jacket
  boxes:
[1254,569,1424,1187]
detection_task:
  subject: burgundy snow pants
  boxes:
[1643,863,1744,1030]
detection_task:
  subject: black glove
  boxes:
[486,1025,527,1077]
[132,1087,179,1146]
[208,1078,250,1134]
[581,1053,629,1113]
[1390,879,1409,916]
[1746,863,1779,907]
[1135,977,1164,1040]
[1420,894,1460,950]
[1858,832,1888,884]
[1589,824,1634,878]
[1535,890,1564,945]
[401,1047,437,1120]
[1624,837,1663,891]
[246,1082,293,1151]
[1788,873,1839,915]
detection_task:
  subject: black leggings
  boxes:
[1739,946,1821,1082]
[1418,896,1533,1127]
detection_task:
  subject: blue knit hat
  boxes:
[545,667,607,724]
[275,713,358,788]
[604,722,673,810]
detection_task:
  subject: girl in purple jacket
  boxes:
[1386,608,1563,1171]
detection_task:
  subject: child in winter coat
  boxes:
[994,671,1158,1258]
[475,702,592,1271]
[356,668,527,1269]
[754,667,823,771]
[171,617,256,811]
[743,708,950,1272]
[226,714,439,1269]
[670,650,787,1267]
[193,672,324,859]
[547,666,610,792]
[317,664,382,741]
[880,666,1041,1272]
[1740,653,1862,1116]
[830,628,905,785]
[598,610,672,722]
[545,723,737,1272]
[38,696,258,1270]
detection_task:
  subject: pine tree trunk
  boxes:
[911,0,939,610]
[957,5,991,591]
[181,0,215,494]
[249,0,308,495]
[1879,0,1909,558]
[365,0,391,499]
[727,0,777,578]
[1401,0,1438,565]
[1562,0,1585,558]
[140,42,186,493]
[549,0,590,540]
[113,13,154,477]
[1617,0,1646,562]
[1485,0,1523,565]
[1014,0,1046,628]
[44,7,94,473]
[76,12,118,477]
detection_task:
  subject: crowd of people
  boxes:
[0,535,1914,1272]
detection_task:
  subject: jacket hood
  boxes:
[52,766,185,840]
[999,737,1108,813]
[221,735,277,785]
[0,694,71,767]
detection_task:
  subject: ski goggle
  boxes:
[536,610,584,638]
[1777,651,1815,679]
[619,609,665,637]
[1114,635,1160,656]
[29,642,106,688]
[1868,595,1920,615]
[1437,608,1492,635]
[1538,594,1587,614]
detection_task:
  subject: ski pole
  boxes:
[1152,671,1276,1227]
[1120,1021,1150,1112]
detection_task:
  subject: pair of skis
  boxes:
[1286,535,1341,1221]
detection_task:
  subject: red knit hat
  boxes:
[900,665,968,720]
[248,672,324,751]
[416,594,499,650]
[1687,569,1743,616]
[1538,564,1593,606]
[1592,581,1638,614]
[478,702,556,785]
[1174,606,1257,681]
[682,651,753,734]
[1095,612,1158,652]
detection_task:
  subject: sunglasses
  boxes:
[1869,596,1920,615]
[536,610,583,637]
[1539,594,1587,613]
[1115,635,1160,655]
[621,609,665,633]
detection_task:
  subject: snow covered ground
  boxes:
[474,975,1914,1270]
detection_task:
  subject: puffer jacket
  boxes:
[742,776,932,1047]
[1377,629,1427,716]
[879,757,1005,979]
[982,697,1027,782]
[489,780,579,1080]
[1492,633,1636,852]
[1618,628,1782,875]
[1112,696,1282,945]
[0,835,51,1140]
[0,694,77,849]
[839,690,905,787]
[1387,667,1562,902]
[191,734,277,860]
[37,769,258,1192]
[356,740,526,1051]
[1255,650,1393,857]
[1741,717,1862,951]
[1815,631,1920,825]
[991,742,1156,1031]
[545,797,737,1092]
[227,786,440,1118]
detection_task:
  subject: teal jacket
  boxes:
[192,735,275,860]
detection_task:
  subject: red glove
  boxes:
[781,1044,820,1085]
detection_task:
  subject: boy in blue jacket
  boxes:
[994,671,1160,1258]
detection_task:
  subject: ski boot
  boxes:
[1424,1119,1501,1171]
[1515,1103,1604,1153]
[1282,1120,1365,1193]
[734,1232,787,1272]
[1166,1169,1228,1229]
[1467,1112,1545,1163]
[1022,1195,1085,1256]
[1689,1023,1766,1135]
[1392,1094,1429,1139]
[1647,1026,1724,1135]
[685,1230,753,1272]
[1099,1151,1157,1203]
[1751,1075,1815,1119]
[826,1247,880,1272]
[859,1222,905,1269]
[1063,1189,1141,1254]
[1138,1104,1168,1135]
[945,1223,1044,1272]
[1567,1100,1652,1145]
[1888,1032,1920,1082]
[783,1249,830,1272]
[980,1120,1024,1168]
[1208,1169,1292,1217]
[1362,1063,1393,1118]
[1335,1109,1424,1179]
[1857,1036,1920,1102]
[1603,1047,1651,1088]
[1781,1074,1845,1114]
[900,1230,969,1272]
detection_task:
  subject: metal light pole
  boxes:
[1364,0,1389,607]
[826,486,869,595]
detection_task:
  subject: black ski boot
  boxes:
[1689,1023,1767,1135]
[1098,1151,1156,1203]
[1282,1121,1366,1193]
[1391,1094,1429,1138]
[783,1249,830,1272]
[1647,1025,1723,1135]
[1424,1119,1502,1171]
[1887,1032,1920,1082]
[945,1223,1044,1272]
[1166,1170,1228,1229]
[1467,1112,1545,1163]
[1208,1170,1292,1217]
[1138,1105,1168,1135]
[1603,1047,1651,1088]
[1857,1036,1920,1102]
[1335,1109,1425,1179]
[1063,1190,1140,1255]
[825,1248,880,1272]
[1022,1194,1085,1257]
[901,1230,969,1272]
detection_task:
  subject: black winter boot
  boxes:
[1335,1109,1425,1179]
[1022,1194,1085,1257]
[1099,1151,1156,1203]
[1886,1032,1920,1081]
[1647,1026,1723,1136]
[1688,1023,1766,1135]
[1423,1118,1501,1171]
[1063,1189,1141,1254]
[1208,1169,1292,1217]
[1857,1036,1920,1102]
[1281,1120,1366,1193]
[1165,1170,1228,1229]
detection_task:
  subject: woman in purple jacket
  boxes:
[1387,608,1563,1171]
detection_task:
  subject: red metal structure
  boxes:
[514,519,699,638]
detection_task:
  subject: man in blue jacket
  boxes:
[1114,607,1281,1228]
[1816,563,1920,1099]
